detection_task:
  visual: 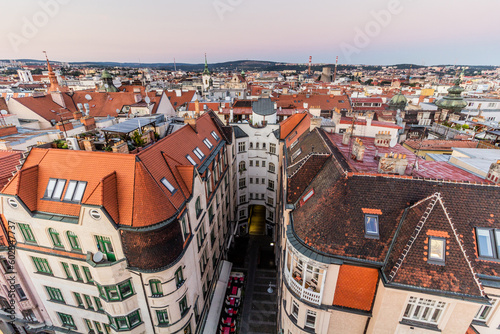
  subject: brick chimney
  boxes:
[112,140,129,154]
[81,116,96,131]
[50,91,66,108]
[56,121,73,131]
[342,128,352,145]
[374,131,391,147]
[184,117,197,133]
[310,117,322,131]
[486,160,500,184]
[378,152,408,175]
[351,138,365,161]
[82,139,96,151]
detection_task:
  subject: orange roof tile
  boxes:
[280,112,310,140]
[333,265,379,311]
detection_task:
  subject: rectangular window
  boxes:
[474,299,496,322]
[364,214,379,238]
[63,180,87,202]
[95,236,116,262]
[67,231,81,251]
[267,197,274,206]
[72,264,83,282]
[249,160,253,167]
[127,310,141,328]
[203,138,213,149]
[250,177,253,184]
[46,286,65,302]
[74,292,84,307]
[256,178,259,184]
[193,147,205,160]
[428,237,446,264]
[157,309,169,325]
[84,319,93,332]
[94,321,104,334]
[58,312,76,329]
[179,296,188,316]
[256,160,260,167]
[84,294,94,310]
[118,280,133,299]
[476,228,497,258]
[291,148,302,161]
[106,286,120,301]
[19,223,36,243]
[14,284,26,300]
[175,267,185,287]
[268,180,275,190]
[403,296,446,324]
[61,262,72,279]
[239,178,246,188]
[186,154,197,166]
[32,257,52,274]
[262,161,266,167]
[44,178,66,200]
[238,142,246,152]
[270,143,276,154]
[211,131,220,141]
[305,310,316,330]
[94,296,104,312]
[291,300,299,321]
[239,195,246,204]
[83,267,93,283]
[161,177,177,195]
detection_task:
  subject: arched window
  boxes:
[268,163,276,173]
[49,228,63,248]
[195,197,202,217]
[67,231,81,251]
[239,161,246,171]
[150,279,163,297]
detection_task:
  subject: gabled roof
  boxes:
[279,112,310,140]
[0,150,22,190]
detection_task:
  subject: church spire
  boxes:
[203,53,210,75]
[43,51,61,93]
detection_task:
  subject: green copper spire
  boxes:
[203,53,210,75]
[435,69,467,112]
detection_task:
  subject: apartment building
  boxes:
[0,111,237,334]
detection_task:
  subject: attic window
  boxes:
[211,131,220,141]
[302,189,315,204]
[291,148,302,161]
[428,237,445,264]
[193,147,205,160]
[186,154,197,166]
[476,227,500,259]
[364,214,379,238]
[63,181,87,203]
[44,178,67,200]
[160,178,177,195]
[203,138,213,149]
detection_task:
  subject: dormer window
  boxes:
[193,147,205,160]
[203,138,213,149]
[160,178,177,195]
[211,131,219,141]
[63,180,87,203]
[44,178,66,200]
[428,237,445,264]
[364,214,379,238]
[186,154,197,166]
[476,227,500,259]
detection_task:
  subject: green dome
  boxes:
[101,70,112,79]
[389,93,407,105]
[435,81,467,111]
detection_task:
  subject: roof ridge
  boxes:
[437,197,485,296]
[346,172,498,187]
[388,193,440,281]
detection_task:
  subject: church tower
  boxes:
[202,53,211,91]
[44,51,61,93]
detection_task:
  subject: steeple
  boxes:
[43,51,61,93]
[203,53,210,75]
[99,70,119,92]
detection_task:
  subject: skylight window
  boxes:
[193,147,205,160]
[63,180,87,203]
[186,154,197,166]
[364,214,379,238]
[203,138,213,149]
[44,178,66,200]
[291,148,302,161]
[476,227,500,258]
[211,131,220,141]
[428,237,445,264]
[302,189,314,204]
[161,178,177,195]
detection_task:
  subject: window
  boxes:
[118,280,133,298]
[61,262,72,279]
[238,142,246,152]
[84,319,93,332]
[249,142,253,149]
[58,312,76,329]
[95,236,116,262]
[256,178,259,184]
[267,197,274,206]
[305,310,316,330]
[291,300,299,321]
[249,160,253,167]
[239,195,246,204]
[211,131,220,141]
[403,296,446,324]
[14,284,26,300]
[179,296,188,316]
[290,139,299,149]
[186,154,197,166]
[83,266,93,283]
[44,178,66,200]
[195,197,202,217]
[67,231,81,251]
[19,223,36,243]
[256,143,260,149]
[181,216,189,239]
[261,178,265,184]
[63,180,87,202]
[239,161,246,171]
[256,160,260,167]
[364,214,379,238]
[291,148,302,161]
[268,163,276,173]
[150,279,163,297]
[48,228,63,248]
[74,292,84,307]
[261,193,265,199]
[94,296,104,312]
[84,294,94,310]
[175,267,185,288]
[476,227,500,258]
[474,299,496,322]
[161,177,177,195]
[157,309,169,325]
[46,286,64,302]
[32,257,52,274]
[262,161,266,167]
[270,143,276,154]
[7,198,18,208]
[93,321,103,334]
[250,177,253,184]
[72,264,83,282]
[193,147,205,160]
[203,138,213,150]
[268,180,275,190]
[263,143,266,149]
[239,178,246,188]
[109,310,142,331]
[428,237,445,264]
[89,209,101,220]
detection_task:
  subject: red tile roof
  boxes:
[333,265,379,311]
[0,150,22,190]
[404,139,479,152]
[280,112,310,140]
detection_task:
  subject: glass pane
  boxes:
[365,216,378,234]
[52,179,66,200]
[44,179,57,197]
[429,238,445,260]
[477,229,494,257]
[73,182,87,201]
[63,181,77,201]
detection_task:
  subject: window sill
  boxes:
[400,319,441,332]
[471,320,488,327]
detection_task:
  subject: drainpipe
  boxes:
[129,270,156,334]
[363,316,371,334]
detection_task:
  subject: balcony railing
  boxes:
[285,268,321,305]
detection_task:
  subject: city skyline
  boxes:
[2,0,499,66]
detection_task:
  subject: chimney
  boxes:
[0,125,18,137]
[51,91,66,108]
[342,128,352,145]
[56,121,73,131]
[310,117,322,131]
[184,117,197,133]
[486,160,500,184]
[112,140,129,154]
[195,100,200,116]
[82,139,96,151]
[365,112,373,127]
[229,108,234,123]
[351,138,365,161]
[374,131,391,147]
[378,152,408,175]
[81,116,96,131]
[134,94,142,103]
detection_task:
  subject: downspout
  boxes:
[129,270,156,334]
[363,316,371,334]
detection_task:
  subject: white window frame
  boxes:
[305,309,316,330]
[193,147,205,160]
[402,296,446,324]
[291,300,299,321]
[474,299,496,322]
[203,138,213,149]
[211,131,220,141]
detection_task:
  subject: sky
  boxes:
[1,0,499,66]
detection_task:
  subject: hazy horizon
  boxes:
[2,0,499,66]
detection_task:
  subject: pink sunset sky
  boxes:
[1,0,499,65]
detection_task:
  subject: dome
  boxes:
[389,93,407,105]
[435,80,467,111]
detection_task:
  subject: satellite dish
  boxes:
[0,110,7,115]
[116,109,120,113]
[85,94,92,101]
[93,251,104,263]
[145,96,151,104]
[104,83,109,88]
[389,137,397,147]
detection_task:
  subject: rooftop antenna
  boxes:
[333,56,339,83]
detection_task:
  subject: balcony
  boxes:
[285,268,321,305]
